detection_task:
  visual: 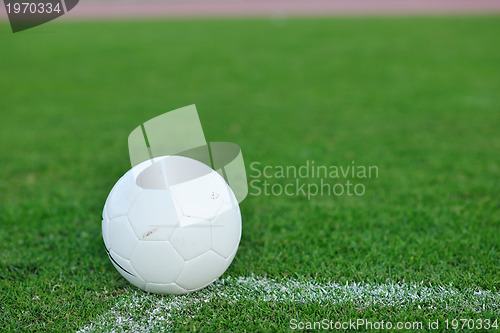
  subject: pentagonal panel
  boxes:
[211,204,242,258]
[108,249,146,290]
[170,219,211,261]
[109,216,138,260]
[145,282,188,295]
[128,189,179,241]
[170,172,227,221]
[106,172,142,220]
[131,241,184,284]
[176,250,226,291]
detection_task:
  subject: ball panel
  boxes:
[135,159,168,190]
[170,220,212,261]
[145,282,188,295]
[102,209,110,249]
[106,173,142,220]
[170,172,226,221]
[130,241,185,284]
[163,155,212,186]
[108,249,146,289]
[175,250,226,291]
[108,216,138,260]
[128,189,179,241]
[211,204,242,259]
[225,242,239,267]
[178,215,205,228]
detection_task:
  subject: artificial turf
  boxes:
[0,16,499,331]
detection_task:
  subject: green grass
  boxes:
[1,16,499,331]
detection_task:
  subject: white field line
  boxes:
[78,276,500,332]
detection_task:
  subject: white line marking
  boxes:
[78,276,500,332]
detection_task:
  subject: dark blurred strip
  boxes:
[2,0,500,21]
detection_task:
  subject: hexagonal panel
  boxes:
[170,172,228,220]
[211,204,242,259]
[225,243,239,267]
[128,189,179,241]
[145,282,188,295]
[178,216,205,228]
[108,248,146,290]
[131,241,185,284]
[108,216,139,260]
[106,172,142,220]
[170,219,211,261]
[176,250,226,291]
[172,195,184,219]
[102,208,110,249]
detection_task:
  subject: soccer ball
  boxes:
[102,155,241,295]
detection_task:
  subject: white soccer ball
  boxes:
[102,155,241,295]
